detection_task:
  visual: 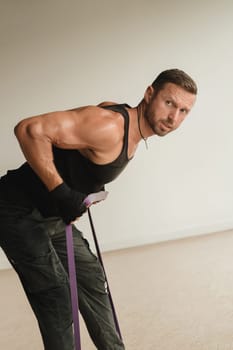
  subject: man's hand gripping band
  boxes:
[50,183,87,224]
[50,183,109,224]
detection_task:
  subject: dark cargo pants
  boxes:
[0,199,125,350]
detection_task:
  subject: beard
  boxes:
[144,104,156,134]
[144,106,169,137]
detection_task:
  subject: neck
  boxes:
[137,105,148,149]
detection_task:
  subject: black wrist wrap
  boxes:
[50,183,87,224]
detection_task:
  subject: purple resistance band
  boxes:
[65,193,122,350]
[87,208,122,340]
[66,224,81,350]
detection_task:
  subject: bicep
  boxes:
[15,110,86,149]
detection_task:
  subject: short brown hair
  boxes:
[152,69,197,95]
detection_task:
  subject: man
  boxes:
[0,69,197,350]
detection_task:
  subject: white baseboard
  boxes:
[100,221,233,252]
[1,221,233,270]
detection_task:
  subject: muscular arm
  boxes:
[15,114,62,191]
[14,105,120,191]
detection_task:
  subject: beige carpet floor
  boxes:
[1,229,233,350]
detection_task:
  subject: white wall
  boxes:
[1,0,233,268]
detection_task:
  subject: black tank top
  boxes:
[0,104,132,217]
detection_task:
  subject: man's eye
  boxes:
[180,108,187,114]
[166,100,172,106]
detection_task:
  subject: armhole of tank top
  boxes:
[121,106,130,157]
[101,104,130,160]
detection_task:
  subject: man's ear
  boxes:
[144,85,154,103]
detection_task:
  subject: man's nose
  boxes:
[167,109,179,125]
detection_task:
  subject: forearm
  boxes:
[14,120,63,191]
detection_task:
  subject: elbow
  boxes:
[14,118,42,141]
[14,120,27,140]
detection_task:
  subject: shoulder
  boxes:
[97,101,117,107]
[73,104,124,151]
[72,104,123,126]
